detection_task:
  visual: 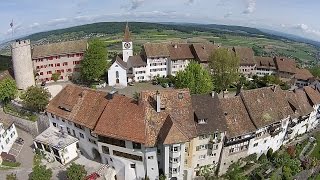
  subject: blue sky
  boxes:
[1,0,320,41]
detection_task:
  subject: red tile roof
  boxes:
[274,57,296,74]
[140,89,197,147]
[167,43,195,60]
[240,86,293,128]
[232,47,255,65]
[304,86,320,106]
[143,43,170,58]
[94,95,146,144]
[294,68,313,81]
[46,84,108,129]
[255,56,276,69]
[220,96,256,137]
[191,43,220,63]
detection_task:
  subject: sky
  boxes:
[0,0,320,42]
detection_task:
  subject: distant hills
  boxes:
[23,22,320,47]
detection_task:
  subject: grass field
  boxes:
[310,132,320,159]
[0,27,319,68]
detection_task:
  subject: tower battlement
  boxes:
[11,39,31,49]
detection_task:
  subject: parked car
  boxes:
[15,137,24,145]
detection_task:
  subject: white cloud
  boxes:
[29,22,40,28]
[224,12,232,18]
[186,0,195,5]
[294,23,320,37]
[129,0,145,10]
[243,0,256,14]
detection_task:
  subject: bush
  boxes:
[2,161,21,167]
[267,148,274,160]
[6,173,17,180]
[258,153,268,163]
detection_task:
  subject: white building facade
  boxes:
[0,122,18,153]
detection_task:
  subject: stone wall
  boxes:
[6,113,39,137]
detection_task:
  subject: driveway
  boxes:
[0,128,35,179]
[8,141,24,157]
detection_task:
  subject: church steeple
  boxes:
[123,22,131,42]
[122,22,133,63]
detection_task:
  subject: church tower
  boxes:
[122,22,133,62]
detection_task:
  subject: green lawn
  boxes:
[310,133,320,159]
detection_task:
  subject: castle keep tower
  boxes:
[11,39,35,90]
[122,22,133,62]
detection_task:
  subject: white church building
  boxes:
[107,23,196,87]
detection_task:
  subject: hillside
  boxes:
[0,22,319,67]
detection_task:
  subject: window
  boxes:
[67,127,71,134]
[47,71,52,75]
[264,140,267,144]
[53,122,57,127]
[171,146,179,152]
[102,146,110,154]
[254,143,258,147]
[116,71,119,78]
[132,142,141,149]
[199,155,206,160]
[63,62,68,66]
[40,72,43,75]
[55,63,60,67]
[148,156,154,159]
[67,69,72,72]
[89,138,96,144]
[10,131,15,138]
[79,133,84,138]
[130,164,136,168]
[5,138,9,144]
[196,144,208,151]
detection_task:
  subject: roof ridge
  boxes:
[168,115,190,140]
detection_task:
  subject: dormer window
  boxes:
[198,119,207,124]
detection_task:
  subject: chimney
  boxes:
[107,91,118,100]
[174,44,178,49]
[156,91,161,113]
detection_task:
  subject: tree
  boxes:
[66,163,87,180]
[21,86,51,112]
[51,73,60,82]
[199,165,216,179]
[81,39,109,84]
[209,48,240,97]
[6,173,17,180]
[175,61,213,94]
[0,78,17,104]
[30,165,52,180]
[159,174,166,180]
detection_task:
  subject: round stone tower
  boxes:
[11,39,35,90]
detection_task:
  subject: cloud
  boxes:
[129,0,145,10]
[47,18,70,26]
[294,24,320,37]
[186,0,195,5]
[243,0,256,14]
[224,12,232,18]
[29,22,40,28]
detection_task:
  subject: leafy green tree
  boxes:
[175,61,213,94]
[81,39,109,84]
[30,165,52,180]
[0,78,17,104]
[21,86,51,112]
[199,165,216,179]
[6,173,17,180]
[225,162,247,180]
[159,174,166,180]
[66,163,87,180]
[209,48,240,97]
[267,148,274,161]
[51,73,60,82]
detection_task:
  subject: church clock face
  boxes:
[124,42,131,49]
